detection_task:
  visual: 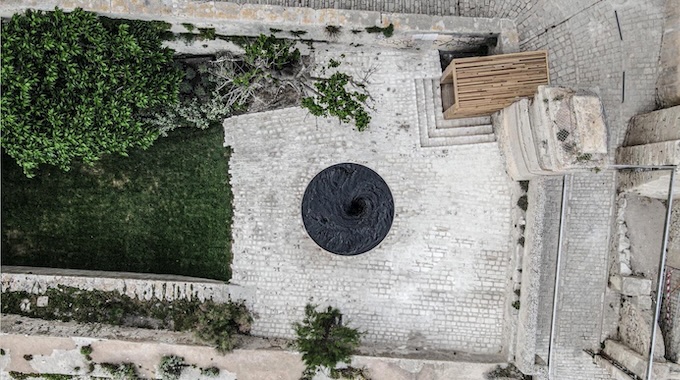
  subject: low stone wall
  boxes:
[599,340,680,380]
[616,107,680,199]
[514,177,562,375]
[0,0,518,53]
[1,266,255,306]
[623,106,680,147]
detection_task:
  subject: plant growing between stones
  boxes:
[80,345,93,361]
[325,25,342,37]
[290,30,308,37]
[1,8,182,177]
[9,373,74,380]
[517,195,528,211]
[301,58,373,131]
[365,23,394,38]
[519,180,529,193]
[293,304,363,380]
[485,364,529,379]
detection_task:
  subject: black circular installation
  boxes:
[301,163,394,256]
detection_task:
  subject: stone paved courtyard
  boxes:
[225,47,514,356]
[0,0,672,378]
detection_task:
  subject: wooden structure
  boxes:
[440,51,549,119]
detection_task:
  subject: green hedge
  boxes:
[1,8,182,177]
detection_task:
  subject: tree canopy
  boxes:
[1,8,182,177]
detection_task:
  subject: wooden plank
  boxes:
[441,60,456,84]
[451,50,547,63]
[442,50,549,119]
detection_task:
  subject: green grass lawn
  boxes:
[1,126,233,281]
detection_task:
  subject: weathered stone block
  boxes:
[603,339,669,379]
[36,296,49,307]
[572,94,607,154]
[623,106,680,146]
[610,275,652,296]
[626,295,652,311]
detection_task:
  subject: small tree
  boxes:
[1,8,182,177]
[293,304,362,379]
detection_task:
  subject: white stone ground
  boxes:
[224,47,514,356]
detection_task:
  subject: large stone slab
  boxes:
[610,275,652,297]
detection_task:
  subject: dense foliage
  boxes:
[1,8,182,177]
[2,286,252,352]
[293,304,362,379]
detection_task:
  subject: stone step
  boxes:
[430,79,492,129]
[414,77,430,148]
[421,133,497,147]
[414,78,496,147]
[423,80,494,138]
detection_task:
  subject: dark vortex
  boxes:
[301,163,394,255]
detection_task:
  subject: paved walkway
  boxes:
[0,331,503,379]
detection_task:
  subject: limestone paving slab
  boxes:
[224,46,514,356]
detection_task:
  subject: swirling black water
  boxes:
[301,163,394,255]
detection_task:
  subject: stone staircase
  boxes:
[414,78,496,147]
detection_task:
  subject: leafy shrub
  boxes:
[302,72,371,131]
[80,345,93,361]
[2,286,252,353]
[242,34,301,72]
[149,34,302,134]
[194,301,253,353]
[101,362,137,380]
[293,304,362,380]
[201,367,220,377]
[1,8,182,177]
[158,355,186,380]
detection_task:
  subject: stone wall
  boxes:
[657,0,680,108]
[1,266,254,305]
[617,106,680,199]
[0,0,518,53]
[623,106,680,147]
[514,177,562,375]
